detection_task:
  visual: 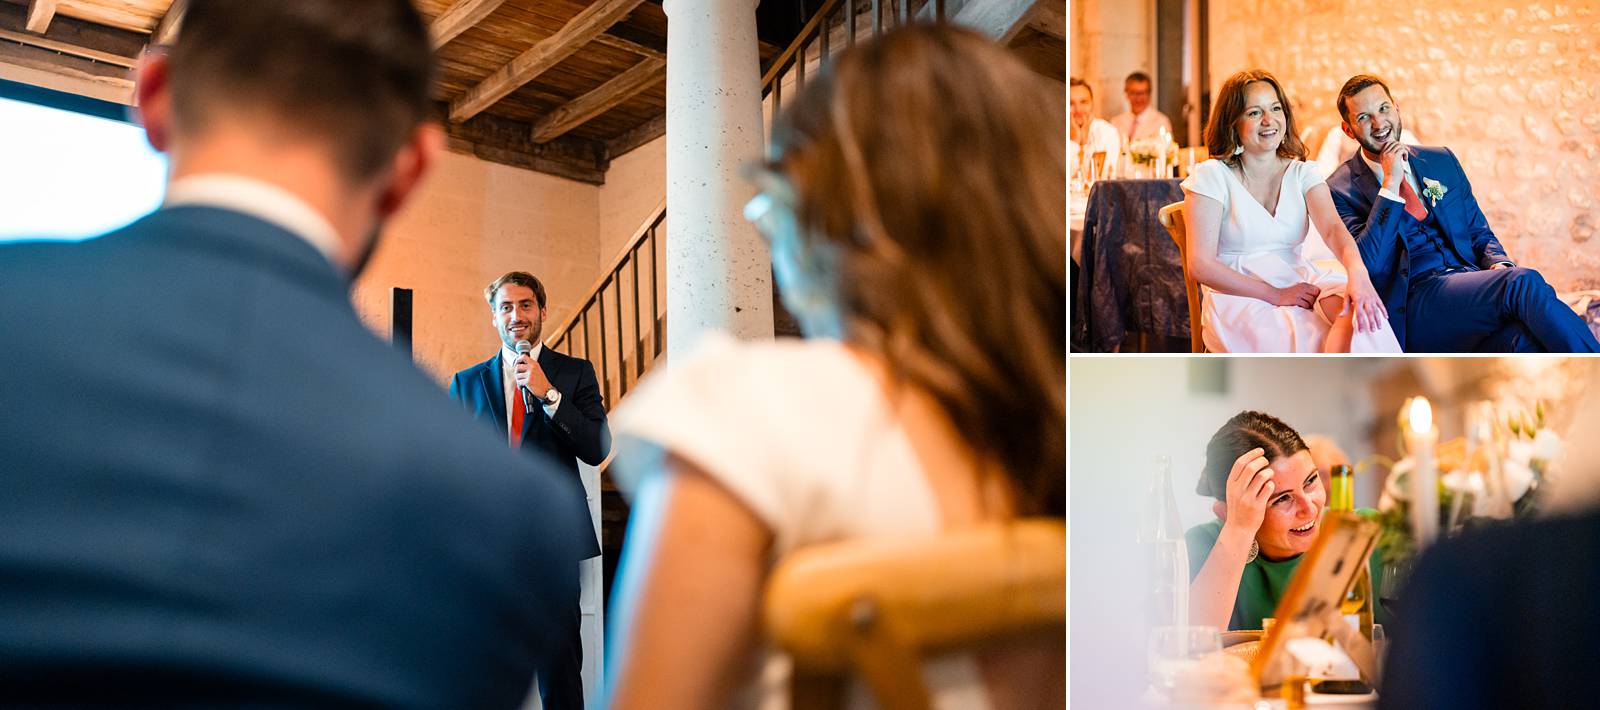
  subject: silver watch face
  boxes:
[544,388,559,403]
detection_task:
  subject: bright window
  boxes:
[0,91,167,243]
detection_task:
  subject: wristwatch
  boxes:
[541,387,561,407]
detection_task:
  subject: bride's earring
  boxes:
[1233,144,1245,156]
[1246,539,1259,563]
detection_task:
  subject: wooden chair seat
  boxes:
[764,520,1065,710]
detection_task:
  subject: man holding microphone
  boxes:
[450,271,609,709]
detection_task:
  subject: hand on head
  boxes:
[1216,447,1274,538]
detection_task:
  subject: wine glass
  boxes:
[1147,625,1222,695]
[1379,558,1414,621]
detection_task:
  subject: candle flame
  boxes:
[1409,396,1433,434]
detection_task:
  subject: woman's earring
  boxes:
[1233,144,1245,156]
[1246,539,1259,563]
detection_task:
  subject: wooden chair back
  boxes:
[1158,201,1204,353]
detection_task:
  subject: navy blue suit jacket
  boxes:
[1381,511,1600,710]
[448,347,607,560]
[1326,146,1510,347]
[0,207,589,708]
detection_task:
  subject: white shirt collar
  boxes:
[501,340,545,368]
[163,174,343,264]
[1359,150,1411,187]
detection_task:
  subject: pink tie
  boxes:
[1128,115,1140,141]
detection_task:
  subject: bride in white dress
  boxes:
[1181,70,1401,353]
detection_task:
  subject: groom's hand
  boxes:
[1378,141,1410,191]
[1272,282,1322,309]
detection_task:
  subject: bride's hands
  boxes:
[1222,448,1274,541]
[1271,282,1321,309]
[1343,270,1389,333]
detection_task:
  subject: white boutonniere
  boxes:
[1422,177,1448,206]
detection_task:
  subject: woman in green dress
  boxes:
[1185,411,1386,631]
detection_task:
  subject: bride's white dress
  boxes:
[1180,158,1403,353]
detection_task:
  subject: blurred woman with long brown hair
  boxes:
[602,24,1065,710]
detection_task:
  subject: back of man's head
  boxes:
[166,0,434,182]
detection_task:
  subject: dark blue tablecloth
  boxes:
[1071,179,1190,353]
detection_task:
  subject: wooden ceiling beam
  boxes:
[1027,1,1065,40]
[530,57,663,144]
[25,0,58,34]
[0,40,134,104]
[590,31,663,61]
[0,3,147,65]
[429,0,509,48]
[152,0,188,46]
[606,113,664,160]
[448,0,645,123]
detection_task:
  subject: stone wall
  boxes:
[1209,0,1600,290]
[1071,0,1156,118]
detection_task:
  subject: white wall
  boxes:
[353,149,603,384]
[1072,0,1156,119]
[597,136,667,266]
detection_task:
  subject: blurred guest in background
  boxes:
[0,1,587,706]
[1186,411,1387,631]
[1380,509,1600,709]
[450,270,609,710]
[1071,77,1120,176]
[1110,71,1172,143]
[603,25,1065,710]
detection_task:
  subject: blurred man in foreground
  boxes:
[0,1,588,706]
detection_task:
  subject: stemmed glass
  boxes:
[1147,625,1222,695]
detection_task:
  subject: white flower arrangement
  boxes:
[1376,401,1559,565]
[1421,177,1448,206]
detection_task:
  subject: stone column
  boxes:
[663,0,774,359]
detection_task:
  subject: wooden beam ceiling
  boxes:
[591,30,663,61]
[1027,1,1064,40]
[438,101,609,184]
[605,113,663,159]
[0,39,133,103]
[448,0,645,123]
[0,2,145,64]
[530,57,663,144]
[24,0,57,33]
[429,0,509,48]
[153,0,187,45]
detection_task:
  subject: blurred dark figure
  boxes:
[1380,511,1600,709]
[0,1,587,706]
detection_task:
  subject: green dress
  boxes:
[1183,510,1388,631]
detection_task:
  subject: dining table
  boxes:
[1070,177,1191,353]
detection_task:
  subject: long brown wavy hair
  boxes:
[764,25,1065,517]
[1204,69,1308,165]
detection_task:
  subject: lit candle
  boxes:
[1406,396,1440,548]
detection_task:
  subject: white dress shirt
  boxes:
[1070,118,1122,178]
[164,174,342,265]
[501,342,560,440]
[1359,150,1512,267]
[1110,107,1174,142]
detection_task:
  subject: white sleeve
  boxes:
[1299,160,1327,194]
[1179,160,1227,205]
[607,336,811,550]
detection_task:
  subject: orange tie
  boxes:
[510,385,525,448]
[1398,177,1428,221]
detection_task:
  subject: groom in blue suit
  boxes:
[1326,75,1598,352]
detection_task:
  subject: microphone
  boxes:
[515,340,536,415]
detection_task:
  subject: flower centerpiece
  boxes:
[1126,135,1179,166]
[1374,400,1561,568]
